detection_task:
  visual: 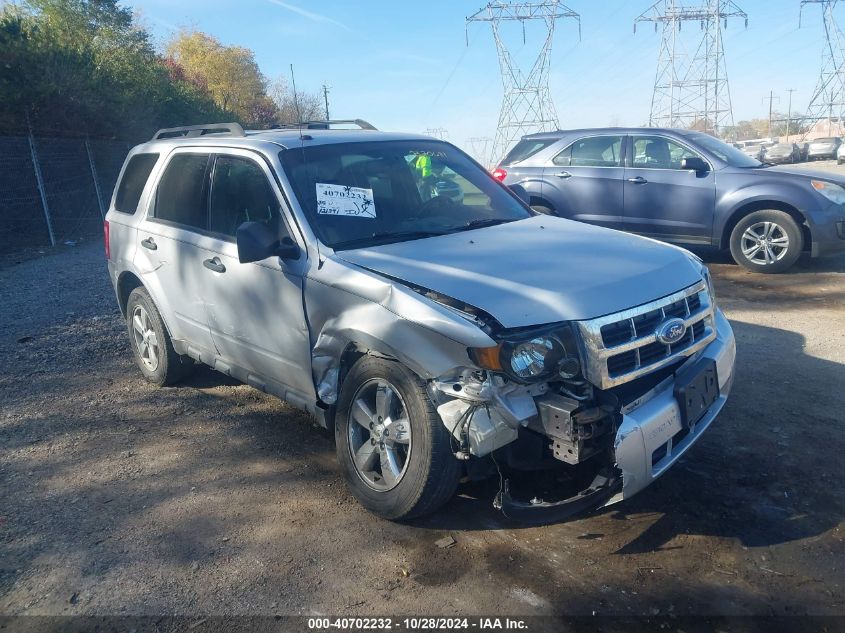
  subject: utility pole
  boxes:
[322,83,331,120]
[467,1,581,166]
[424,127,449,140]
[786,88,797,138]
[635,0,748,136]
[762,90,780,137]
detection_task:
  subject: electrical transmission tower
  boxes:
[424,127,449,140]
[468,136,494,167]
[635,0,747,135]
[467,2,580,165]
[800,1,845,135]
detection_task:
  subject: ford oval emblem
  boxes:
[656,318,687,345]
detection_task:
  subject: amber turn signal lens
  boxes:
[470,345,503,371]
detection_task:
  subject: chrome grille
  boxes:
[575,281,716,389]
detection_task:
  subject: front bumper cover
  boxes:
[604,308,736,506]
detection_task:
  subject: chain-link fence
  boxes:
[0,135,130,252]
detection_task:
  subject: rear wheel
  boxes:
[729,210,803,274]
[126,287,194,386]
[335,356,461,520]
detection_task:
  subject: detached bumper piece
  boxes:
[494,471,621,525]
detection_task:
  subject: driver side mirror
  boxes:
[681,156,710,172]
[236,221,300,263]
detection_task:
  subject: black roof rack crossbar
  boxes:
[152,122,246,141]
[269,119,377,131]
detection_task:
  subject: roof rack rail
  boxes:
[269,119,377,131]
[152,122,246,141]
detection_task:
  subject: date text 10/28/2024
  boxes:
[307,617,529,630]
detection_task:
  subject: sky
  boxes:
[124,0,828,156]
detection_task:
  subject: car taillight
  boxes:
[103,220,110,260]
[492,168,507,182]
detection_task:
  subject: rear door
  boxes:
[134,150,217,357]
[199,150,314,398]
[623,134,716,244]
[540,134,625,229]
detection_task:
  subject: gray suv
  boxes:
[105,121,735,523]
[496,128,845,273]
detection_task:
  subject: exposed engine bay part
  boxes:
[431,369,548,458]
[529,394,617,465]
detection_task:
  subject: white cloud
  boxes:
[266,0,352,32]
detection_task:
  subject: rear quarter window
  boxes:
[114,153,159,214]
[500,138,556,166]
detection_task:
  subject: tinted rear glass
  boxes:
[154,154,210,230]
[114,153,158,214]
[500,138,556,165]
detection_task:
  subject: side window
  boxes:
[114,153,159,214]
[210,156,281,238]
[631,136,701,170]
[552,147,570,166]
[154,154,210,229]
[567,136,623,167]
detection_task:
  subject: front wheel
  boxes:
[729,210,803,273]
[335,356,461,520]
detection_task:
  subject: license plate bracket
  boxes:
[674,359,719,427]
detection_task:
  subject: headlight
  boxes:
[469,325,580,383]
[811,180,845,205]
[507,336,562,379]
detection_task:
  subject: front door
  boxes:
[541,134,625,229]
[199,151,314,399]
[623,135,716,244]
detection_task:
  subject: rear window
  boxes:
[154,154,211,230]
[500,138,556,165]
[114,153,158,214]
[815,138,838,143]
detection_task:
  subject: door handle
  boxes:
[627,176,648,184]
[203,257,226,273]
[140,237,157,250]
[555,171,572,179]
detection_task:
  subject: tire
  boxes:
[729,210,803,274]
[126,287,194,386]
[335,356,461,520]
[530,204,555,216]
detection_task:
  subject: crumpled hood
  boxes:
[336,216,703,328]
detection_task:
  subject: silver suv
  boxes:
[105,121,736,522]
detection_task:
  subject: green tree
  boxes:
[167,31,273,127]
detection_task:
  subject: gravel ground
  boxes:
[1,235,844,618]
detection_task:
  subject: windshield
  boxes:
[684,132,762,167]
[280,140,532,250]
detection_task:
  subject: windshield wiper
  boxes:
[452,218,513,232]
[332,230,447,250]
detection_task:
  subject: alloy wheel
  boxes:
[132,305,160,371]
[347,379,412,492]
[740,221,790,266]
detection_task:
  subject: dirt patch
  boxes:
[1,242,844,616]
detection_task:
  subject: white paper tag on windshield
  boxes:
[316,183,376,218]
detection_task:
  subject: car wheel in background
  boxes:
[729,210,803,274]
[126,287,194,386]
[335,356,461,520]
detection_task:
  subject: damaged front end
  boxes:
[426,281,736,524]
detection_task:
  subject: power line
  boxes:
[762,90,780,137]
[467,1,581,166]
[635,0,748,136]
